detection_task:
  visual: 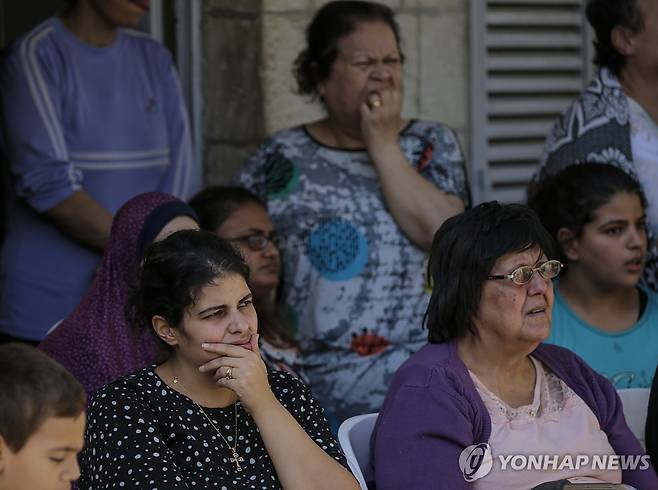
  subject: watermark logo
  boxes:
[459,443,493,482]
[498,454,651,472]
[457,449,651,482]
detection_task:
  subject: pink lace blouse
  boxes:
[469,356,622,489]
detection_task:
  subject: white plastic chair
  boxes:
[617,388,650,449]
[337,412,378,490]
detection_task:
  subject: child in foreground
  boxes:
[0,343,86,490]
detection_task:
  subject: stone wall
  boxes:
[202,0,265,185]
[202,0,470,184]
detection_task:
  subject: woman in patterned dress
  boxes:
[235,0,470,422]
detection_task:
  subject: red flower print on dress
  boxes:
[351,328,390,356]
[416,143,434,172]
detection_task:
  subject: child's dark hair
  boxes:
[128,230,250,344]
[189,186,296,349]
[0,343,86,452]
[528,163,646,262]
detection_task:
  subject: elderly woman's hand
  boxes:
[198,334,277,415]
[360,88,403,153]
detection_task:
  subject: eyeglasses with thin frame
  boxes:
[225,232,279,252]
[487,260,563,286]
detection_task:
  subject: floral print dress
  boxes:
[235,121,470,421]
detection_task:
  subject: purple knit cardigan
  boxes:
[369,341,658,490]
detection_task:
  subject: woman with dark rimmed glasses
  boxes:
[369,201,656,489]
[189,186,306,382]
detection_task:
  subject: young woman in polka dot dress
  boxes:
[78,230,357,489]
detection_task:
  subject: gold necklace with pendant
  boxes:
[172,376,245,472]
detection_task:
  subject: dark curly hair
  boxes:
[586,0,644,75]
[293,0,404,100]
[128,230,250,348]
[424,202,556,343]
[528,162,646,264]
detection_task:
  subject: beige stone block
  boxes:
[410,0,465,10]
[203,12,264,141]
[262,13,325,133]
[204,143,260,185]
[264,0,310,12]
[204,0,262,14]
[312,0,400,9]
[418,11,468,131]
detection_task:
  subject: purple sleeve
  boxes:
[158,56,194,199]
[1,35,80,212]
[371,375,477,489]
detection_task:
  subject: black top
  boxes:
[647,363,658,469]
[79,367,349,489]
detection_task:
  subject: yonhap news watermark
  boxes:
[458,444,652,482]
[497,454,651,472]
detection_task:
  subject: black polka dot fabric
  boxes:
[79,367,349,489]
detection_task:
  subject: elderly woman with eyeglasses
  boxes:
[368,202,657,490]
[190,186,306,382]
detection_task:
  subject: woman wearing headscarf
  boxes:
[39,192,198,398]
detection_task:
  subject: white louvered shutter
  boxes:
[469,0,592,204]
